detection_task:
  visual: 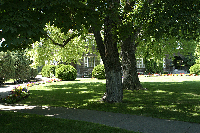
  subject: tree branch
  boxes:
[44,32,79,48]
[92,27,106,63]
[63,33,78,45]
[48,37,65,48]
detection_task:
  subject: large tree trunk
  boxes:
[121,33,144,90]
[104,15,123,102]
[93,29,123,103]
[92,0,123,103]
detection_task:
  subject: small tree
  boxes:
[144,59,163,74]
[13,51,32,82]
[0,51,15,82]
[55,64,65,78]
[30,68,38,79]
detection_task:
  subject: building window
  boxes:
[163,58,166,68]
[84,56,100,67]
[136,58,145,68]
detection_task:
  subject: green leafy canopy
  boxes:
[28,23,98,67]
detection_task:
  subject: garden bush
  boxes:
[189,64,200,75]
[0,77,4,85]
[56,65,77,81]
[30,68,38,79]
[42,65,48,77]
[92,64,105,79]
[55,64,65,78]
[42,65,56,78]
[46,65,56,78]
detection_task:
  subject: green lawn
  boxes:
[15,76,200,123]
[0,111,133,133]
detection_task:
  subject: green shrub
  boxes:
[46,65,56,78]
[30,68,38,79]
[189,64,200,75]
[163,71,169,74]
[42,65,48,77]
[92,64,105,79]
[55,64,65,78]
[0,77,5,85]
[56,65,77,81]
[42,65,56,78]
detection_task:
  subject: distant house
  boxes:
[45,52,189,78]
[75,51,191,77]
[164,53,190,74]
[136,53,189,74]
[76,53,103,78]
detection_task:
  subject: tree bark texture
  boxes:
[92,0,123,102]
[103,15,123,102]
[120,1,144,90]
[121,33,144,90]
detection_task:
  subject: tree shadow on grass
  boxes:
[80,81,200,123]
[19,82,106,108]
[19,80,200,123]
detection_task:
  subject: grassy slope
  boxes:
[14,76,200,123]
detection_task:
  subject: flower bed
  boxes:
[138,73,199,77]
[1,78,61,104]
[45,78,61,83]
[1,86,30,104]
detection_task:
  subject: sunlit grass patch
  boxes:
[17,77,200,123]
[19,79,106,108]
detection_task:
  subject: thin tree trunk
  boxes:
[120,1,145,90]
[121,33,144,90]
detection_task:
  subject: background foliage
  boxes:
[28,24,97,67]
